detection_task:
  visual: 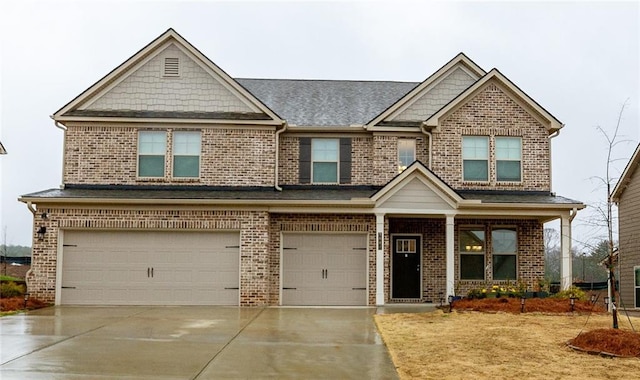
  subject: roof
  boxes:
[612,143,640,202]
[237,78,417,126]
[20,185,583,207]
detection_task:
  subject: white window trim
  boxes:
[171,131,202,179]
[398,138,416,173]
[491,227,518,281]
[137,130,167,179]
[495,136,523,183]
[311,138,340,184]
[462,135,489,183]
[459,227,486,281]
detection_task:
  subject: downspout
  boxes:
[274,121,288,191]
[52,116,67,189]
[24,202,37,293]
[420,122,433,169]
[548,127,561,193]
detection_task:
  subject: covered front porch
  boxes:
[370,163,584,305]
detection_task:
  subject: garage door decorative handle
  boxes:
[283,287,297,290]
[61,286,76,289]
[352,287,366,290]
[224,287,239,290]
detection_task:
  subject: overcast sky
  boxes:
[1,1,638,250]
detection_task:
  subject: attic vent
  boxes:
[163,57,180,77]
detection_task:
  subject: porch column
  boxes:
[446,215,455,298]
[376,213,385,305]
[560,214,573,290]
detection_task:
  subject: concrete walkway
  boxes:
[0,306,423,379]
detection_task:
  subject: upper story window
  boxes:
[398,139,416,172]
[173,131,201,178]
[492,228,517,280]
[496,137,522,182]
[138,131,167,177]
[312,139,339,183]
[462,136,489,181]
[459,228,486,280]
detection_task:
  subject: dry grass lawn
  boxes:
[375,310,640,380]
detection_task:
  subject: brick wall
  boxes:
[431,82,551,191]
[27,207,271,306]
[63,126,275,186]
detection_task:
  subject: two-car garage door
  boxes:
[282,233,368,306]
[61,231,239,305]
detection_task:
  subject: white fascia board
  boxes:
[55,116,283,126]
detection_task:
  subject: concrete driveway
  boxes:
[0,306,405,379]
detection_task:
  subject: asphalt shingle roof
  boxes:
[236,78,418,126]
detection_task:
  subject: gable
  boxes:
[612,143,640,202]
[82,43,255,114]
[378,177,455,211]
[390,67,477,121]
[424,69,563,133]
[54,29,281,123]
[367,53,485,128]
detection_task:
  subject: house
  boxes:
[612,143,640,310]
[20,29,584,306]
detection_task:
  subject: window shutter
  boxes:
[339,138,351,184]
[299,137,311,184]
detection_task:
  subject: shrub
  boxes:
[0,281,26,298]
[551,285,586,300]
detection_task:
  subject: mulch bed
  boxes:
[452,297,607,314]
[451,297,640,358]
[1,297,49,312]
[568,328,640,358]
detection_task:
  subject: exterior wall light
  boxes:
[37,226,47,240]
[570,296,576,312]
[520,296,526,313]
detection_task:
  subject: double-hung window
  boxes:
[138,131,167,177]
[312,139,339,183]
[459,229,486,280]
[496,137,522,182]
[462,136,489,181]
[398,139,416,172]
[492,228,517,280]
[173,131,201,178]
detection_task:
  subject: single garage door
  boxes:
[282,233,368,306]
[61,230,239,305]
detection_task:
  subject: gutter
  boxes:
[420,122,433,168]
[274,121,288,191]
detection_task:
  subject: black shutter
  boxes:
[299,137,311,184]
[339,138,351,184]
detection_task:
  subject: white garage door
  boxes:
[282,233,368,306]
[61,231,239,305]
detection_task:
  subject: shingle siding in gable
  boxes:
[86,44,253,114]
[392,67,476,121]
[618,167,640,309]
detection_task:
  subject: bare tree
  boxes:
[590,100,630,329]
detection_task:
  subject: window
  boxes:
[398,139,416,172]
[459,229,485,280]
[396,238,417,254]
[138,131,166,177]
[173,131,201,177]
[312,139,339,183]
[492,228,517,280]
[496,137,522,181]
[462,136,489,181]
[635,266,640,308]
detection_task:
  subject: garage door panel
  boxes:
[282,233,368,306]
[62,231,240,305]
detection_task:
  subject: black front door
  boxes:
[392,235,421,299]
